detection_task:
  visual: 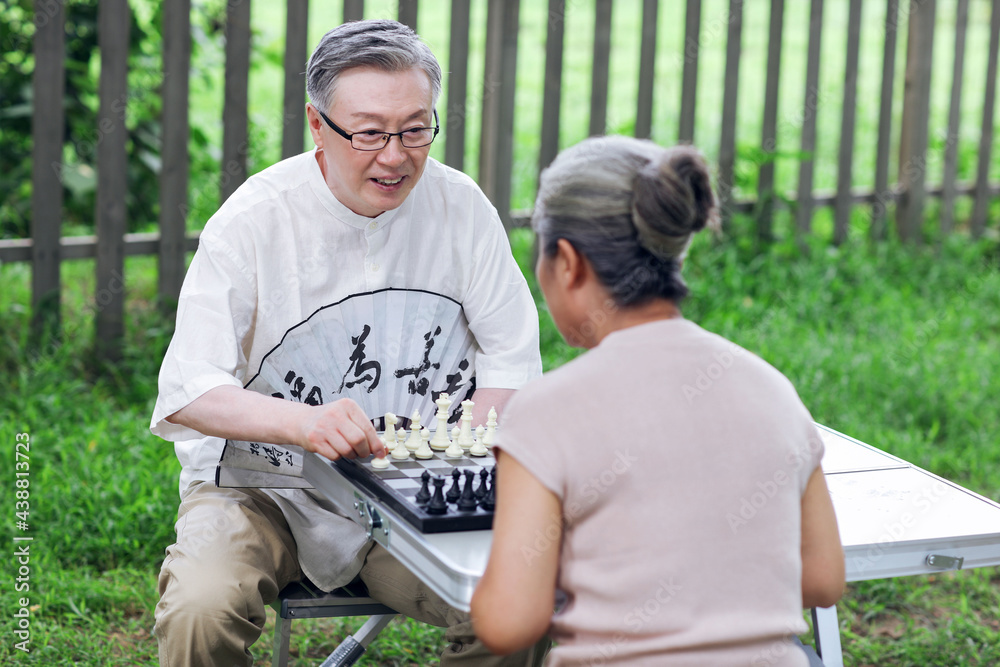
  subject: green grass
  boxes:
[2,225,1000,665]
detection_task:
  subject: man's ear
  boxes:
[306,103,324,148]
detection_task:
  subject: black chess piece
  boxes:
[426,476,449,515]
[480,467,496,511]
[475,468,489,500]
[415,470,431,506]
[457,470,478,511]
[446,468,462,503]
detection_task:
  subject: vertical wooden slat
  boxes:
[871,0,900,240]
[31,0,66,339]
[398,0,418,31]
[445,0,471,171]
[588,0,612,136]
[939,0,968,236]
[159,0,191,312]
[344,0,364,22]
[281,0,309,160]
[221,0,251,204]
[794,0,823,236]
[677,0,700,143]
[756,0,785,242]
[95,0,130,361]
[539,0,565,173]
[479,0,520,229]
[717,0,744,221]
[970,0,1000,237]
[833,0,863,246]
[635,0,658,140]
[896,0,936,243]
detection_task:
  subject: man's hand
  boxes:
[297,398,385,461]
[167,385,386,461]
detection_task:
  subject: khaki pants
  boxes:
[155,482,548,666]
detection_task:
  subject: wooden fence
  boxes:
[2,0,999,361]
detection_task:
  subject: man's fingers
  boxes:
[342,400,385,458]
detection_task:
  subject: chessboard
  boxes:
[332,449,496,534]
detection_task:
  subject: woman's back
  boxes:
[499,318,823,666]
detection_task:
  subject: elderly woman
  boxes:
[472,136,844,666]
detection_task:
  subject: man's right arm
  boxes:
[168,385,386,461]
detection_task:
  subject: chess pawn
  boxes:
[371,437,391,469]
[469,426,489,457]
[430,393,452,450]
[445,425,464,458]
[415,427,434,460]
[391,427,410,460]
[458,399,476,450]
[405,410,422,451]
[483,407,498,447]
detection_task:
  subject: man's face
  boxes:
[307,67,435,218]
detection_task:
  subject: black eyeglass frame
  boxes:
[317,108,440,151]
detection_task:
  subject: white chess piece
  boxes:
[483,407,498,447]
[445,425,463,458]
[371,436,391,469]
[391,427,410,460]
[430,393,452,450]
[415,427,434,459]
[469,425,489,457]
[405,410,422,450]
[383,412,398,447]
[458,399,476,450]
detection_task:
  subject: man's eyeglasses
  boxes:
[317,108,439,151]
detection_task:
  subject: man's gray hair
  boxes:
[306,20,442,114]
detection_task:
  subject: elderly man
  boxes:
[151,20,545,666]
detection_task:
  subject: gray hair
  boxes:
[533,136,719,306]
[306,20,442,114]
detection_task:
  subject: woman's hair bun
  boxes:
[631,145,719,261]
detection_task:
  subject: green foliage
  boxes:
[1,0,166,238]
[2,235,1000,664]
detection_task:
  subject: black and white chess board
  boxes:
[332,449,496,533]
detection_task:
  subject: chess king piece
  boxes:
[458,399,476,450]
[430,393,453,450]
[415,427,434,459]
[405,409,422,450]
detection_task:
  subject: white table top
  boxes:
[305,424,1000,609]
[816,425,1000,580]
